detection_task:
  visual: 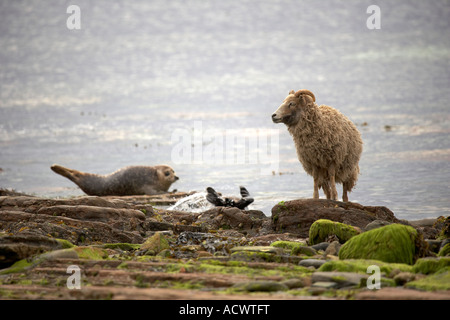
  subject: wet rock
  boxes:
[298,259,326,269]
[271,199,400,237]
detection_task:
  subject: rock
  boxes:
[393,272,419,286]
[412,257,450,274]
[318,259,413,275]
[356,287,450,300]
[230,246,283,255]
[298,259,326,269]
[270,240,316,257]
[230,246,284,263]
[232,280,288,292]
[311,281,338,289]
[438,243,450,256]
[292,246,317,256]
[311,242,329,251]
[406,269,450,291]
[324,241,341,256]
[0,234,66,268]
[197,207,270,236]
[271,199,399,237]
[365,219,391,231]
[312,271,368,289]
[282,278,308,289]
[339,224,428,265]
[308,219,360,245]
[140,232,170,255]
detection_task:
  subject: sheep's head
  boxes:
[272,89,316,126]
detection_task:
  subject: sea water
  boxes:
[0,0,449,219]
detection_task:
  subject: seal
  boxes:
[206,186,254,210]
[51,164,179,196]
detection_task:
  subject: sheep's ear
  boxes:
[289,90,295,95]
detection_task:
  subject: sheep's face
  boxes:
[272,90,313,126]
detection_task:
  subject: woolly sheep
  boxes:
[271,89,363,202]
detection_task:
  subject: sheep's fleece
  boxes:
[272,89,363,202]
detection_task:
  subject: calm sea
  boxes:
[1,0,449,220]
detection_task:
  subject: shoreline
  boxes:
[0,190,449,300]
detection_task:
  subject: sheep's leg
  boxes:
[328,164,338,200]
[342,183,349,202]
[322,180,331,199]
[313,176,320,199]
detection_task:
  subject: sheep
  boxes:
[271,89,363,202]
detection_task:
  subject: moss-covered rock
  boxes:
[318,259,412,275]
[309,219,360,245]
[406,267,450,291]
[140,232,170,255]
[270,240,306,251]
[438,243,450,257]
[412,257,450,274]
[338,224,425,265]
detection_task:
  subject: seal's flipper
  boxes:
[239,186,250,198]
[206,187,226,206]
[234,197,254,210]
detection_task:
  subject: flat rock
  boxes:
[312,271,368,288]
[355,287,450,300]
[271,199,400,237]
[299,259,326,269]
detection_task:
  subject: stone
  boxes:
[324,241,341,256]
[312,271,368,289]
[232,280,289,292]
[309,219,360,245]
[311,281,338,289]
[0,233,66,268]
[298,259,326,269]
[365,219,391,231]
[271,199,399,237]
[311,242,329,251]
[356,287,450,300]
[140,232,170,255]
[393,272,418,286]
[339,224,427,265]
[412,257,450,274]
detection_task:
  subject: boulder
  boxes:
[308,219,360,245]
[271,199,399,237]
[339,224,428,265]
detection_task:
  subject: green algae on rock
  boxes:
[338,224,426,265]
[406,267,450,291]
[140,232,170,255]
[319,259,413,275]
[412,257,450,274]
[309,219,360,245]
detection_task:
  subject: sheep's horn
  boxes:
[295,89,315,102]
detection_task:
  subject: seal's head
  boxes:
[155,165,179,191]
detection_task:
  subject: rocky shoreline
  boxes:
[0,190,449,300]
